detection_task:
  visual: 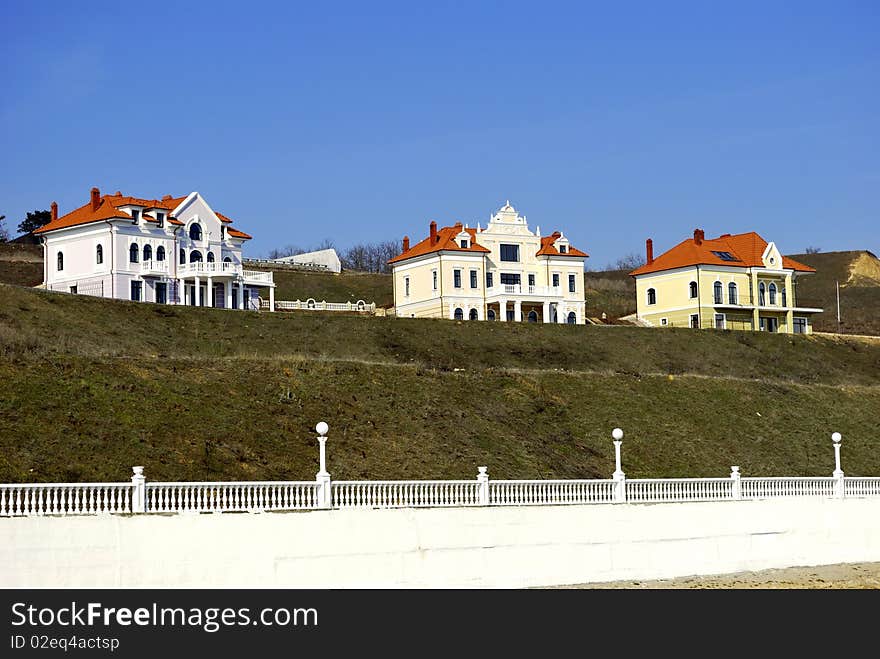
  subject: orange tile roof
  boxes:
[536,231,589,257]
[227,228,252,239]
[629,231,815,276]
[34,190,246,237]
[388,223,491,264]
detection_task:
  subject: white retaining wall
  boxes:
[3,497,879,588]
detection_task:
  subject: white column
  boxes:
[514,300,522,322]
[542,301,551,323]
[315,422,331,509]
[477,466,489,505]
[269,286,275,312]
[832,432,844,498]
[178,278,185,305]
[237,281,245,310]
[557,304,566,324]
[477,305,484,321]
[612,428,626,503]
[225,281,232,309]
[498,299,506,321]
[194,276,201,306]
[207,276,213,308]
[449,302,456,319]
[730,466,741,500]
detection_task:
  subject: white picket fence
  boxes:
[2,427,875,517]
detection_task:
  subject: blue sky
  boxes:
[2,1,877,265]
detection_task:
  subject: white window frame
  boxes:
[646,288,656,305]
[404,276,410,298]
[714,313,726,330]
[660,317,668,326]
[432,269,438,291]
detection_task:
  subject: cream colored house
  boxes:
[630,229,822,333]
[389,202,588,323]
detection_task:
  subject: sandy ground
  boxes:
[560,562,880,589]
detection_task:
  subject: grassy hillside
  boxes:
[0,244,42,287]
[1,283,878,484]
[255,268,394,307]
[788,251,880,336]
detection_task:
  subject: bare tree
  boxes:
[606,252,646,271]
[0,215,7,243]
[340,239,403,273]
[805,246,822,254]
[267,244,305,259]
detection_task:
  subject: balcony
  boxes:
[486,284,563,298]
[242,269,273,284]
[178,261,242,276]
[140,260,169,275]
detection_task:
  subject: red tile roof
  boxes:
[536,231,589,257]
[227,228,252,239]
[389,225,588,264]
[629,231,815,276]
[388,223,490,264]
[34,190,247,238]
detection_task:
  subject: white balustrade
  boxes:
[331,480,481,508]
[144,481,319,513]
[740,477,836,499]
[489,479,615,505]
[625,478,733,503]
[0,483,133,516]
[844,477,880,498]
[269,299,375,313]
[140,260,169,274]
[242,270,274,284]
[179,262,243,276]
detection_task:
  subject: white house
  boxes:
[389,201,588,323]
[35,187,275,310]
[270,248,342,273]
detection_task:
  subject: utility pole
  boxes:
[836,280,841,332]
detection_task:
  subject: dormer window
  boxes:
[221,226,227,239]
[156,212,165,227]
[559,245,567,253]
[131,209,141,224]
[460,239,469,248]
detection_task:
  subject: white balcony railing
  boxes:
[242,269,274,284]
[178,261,242,276]
[140,260,169,274]
[486,285,563,297]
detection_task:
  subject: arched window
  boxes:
[179,248,185,264]
[129,244,139,263]
[143,244,152,262]
[567,312,577,325]
[759,282,766,306]
[156,246,165,262]
[713,281,722,304]
[487,309,496,321]
[207,252,215,263]
[689,281,698,298]
[647,288,656,305]
[223,256,232,263]
[189,250,203,263]
[769,283,777,305]
[454,308,464,321]
[469,308,478,321]
[189,223,202,241]
[57,251,64,271]
[728,282,738,305]
[96,245,103,265]
[781,286,787,307]
[527,310,538,323]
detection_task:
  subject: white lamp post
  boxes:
[315,421,331,508]
[316,421,330,477]
[612,428,624,480]
[832,432,844,499]
[611,428,626,503]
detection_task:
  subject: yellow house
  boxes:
[389,202,588,323]
[629,229,822,333]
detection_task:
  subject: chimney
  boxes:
[90,187,101,212]
[646,238,653,264]
[693,228,704,245]
[402,236,410,252]
[50,202,58,223]
[429,220,437,244]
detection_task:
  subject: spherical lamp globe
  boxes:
[831,432,842,443]
[316,421,329,436]
[612,428,624,441]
